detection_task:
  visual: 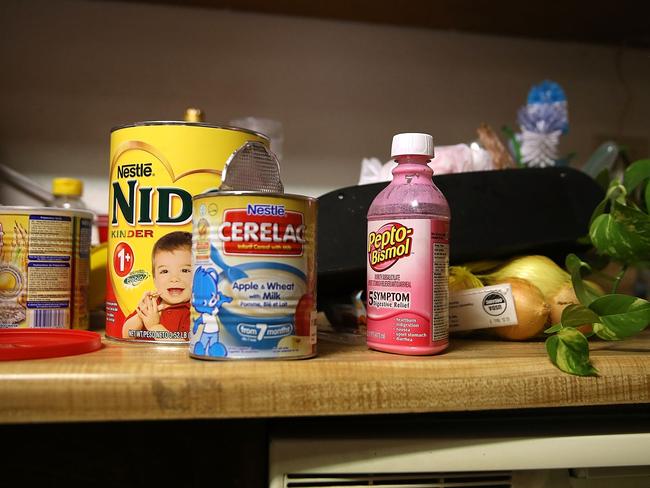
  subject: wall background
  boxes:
[1,0,649,213]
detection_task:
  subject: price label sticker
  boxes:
[449,284,518,331]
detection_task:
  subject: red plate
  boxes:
[0,329,102,361]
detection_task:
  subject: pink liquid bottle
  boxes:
[366,133,450,355]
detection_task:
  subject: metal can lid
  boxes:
[0,329,102,361]
[193,190,317,204]
[109,121,269,142]
[0,206,95,220]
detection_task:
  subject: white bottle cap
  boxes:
[391,133,434,158]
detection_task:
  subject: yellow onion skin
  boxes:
[549,281,604,334]
[483,255,570,300]
[492,278,551,341]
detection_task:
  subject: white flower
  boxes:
[520,130,561,168]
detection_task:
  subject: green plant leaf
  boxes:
[549,158,650,378]
[561,303,600,328]
[589,294,650,340]
[588,181,626,228]
[565,254,600,306]
[501,125,521,165]
[546,334,559,357]
[590,213,617,255]
[590,202,650,265]
[545,323,563,334]
[588,198,610,229]
[610,181,628,205]
[545,328,598,376]
[623,159,650,194]
[609,202,650,257]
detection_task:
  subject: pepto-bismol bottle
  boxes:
[366,133,450,355]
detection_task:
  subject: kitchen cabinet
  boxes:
[110,0,650,48]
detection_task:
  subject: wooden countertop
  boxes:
[2,331,650,424]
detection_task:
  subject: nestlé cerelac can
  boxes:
[190,191,317,359]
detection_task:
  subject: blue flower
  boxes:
[518,103,568,134]
[527,80,567,105]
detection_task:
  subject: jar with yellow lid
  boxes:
[48,177,87,210]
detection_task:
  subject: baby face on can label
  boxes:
[153,249,192,305]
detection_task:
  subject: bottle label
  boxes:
[366,218,449,347]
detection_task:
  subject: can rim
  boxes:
[110,121,270,141]
[0,205,95,219]
[189,351,317,361]
[193,190,317,203]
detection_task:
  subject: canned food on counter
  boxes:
[0,206,93,329]
[190,191,317,360]
[106,122,268,343]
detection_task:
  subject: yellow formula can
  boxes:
[106,122,268,343]
[190,192,317,360]
[0,206,92,329]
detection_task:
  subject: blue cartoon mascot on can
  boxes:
[191,266,232,357]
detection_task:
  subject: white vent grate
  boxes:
[284,471,513,488]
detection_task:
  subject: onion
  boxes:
[451,256,602,339]
[549,282,580,329]
[481,255,570,299]
[549,281,603,334]
[492,278,551,341]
